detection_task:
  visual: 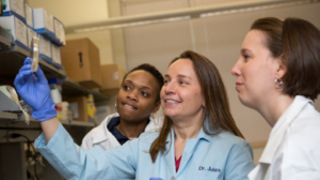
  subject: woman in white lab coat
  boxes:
[231,17,320,180]
[81,64,164,151]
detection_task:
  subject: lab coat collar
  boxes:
[163,118,213,176]
[164,118,213,144]
[92,113,120,145]
[92,113,163,145]
[259,95,312,164]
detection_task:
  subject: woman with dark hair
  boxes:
[81,64,164,151]
[14,50,254,180]
[231,17,320,179]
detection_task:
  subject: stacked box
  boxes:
[27,26,36,49]
[51,43,61,65]
[2,0,25,23]
[100,63,126,96]
[38,34,52,63]
[24,3,33,28]
[0,15,28,51]
[53,18,65,46]
[61,38,102,88]
[33,8,54,39]
[65,96,89,122]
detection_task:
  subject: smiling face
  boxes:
[231,29,282,109]
[117,70,160,123]
[161,59,205,123]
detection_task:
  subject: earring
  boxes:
[275,78,283,86]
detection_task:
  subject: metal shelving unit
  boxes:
[0,112,18,121]
[0,21,108,180]
[0,35,12,49]
[0,44,66,81]
[62,78,109,102]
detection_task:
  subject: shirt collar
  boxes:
[166,117,213,144]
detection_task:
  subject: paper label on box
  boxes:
[54,19,65,45]
[15,17,27,46]
[44,9,54,32]
[113,72,119,80]
[25,4,33,27]
[40,35,51,58]
[27,28,37,48]
[52,44,61,64]
[10,0,25,18]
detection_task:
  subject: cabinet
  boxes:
[0,34,108,179]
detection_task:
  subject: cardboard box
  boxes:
[100,63,126,96]
[61,38,102,88]
[0,15,28,51]
[3,0,25,23]
[65,96,88,122]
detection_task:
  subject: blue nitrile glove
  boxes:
[14,57,57,121]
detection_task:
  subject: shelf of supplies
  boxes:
[0,113,94,127]
[69,120,95,127]
[0,42,66,81]
[62,78,109,102]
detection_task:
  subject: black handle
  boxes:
[78,52,83,68]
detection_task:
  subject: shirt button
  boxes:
[171,177,176,180]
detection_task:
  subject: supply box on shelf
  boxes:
[24,3,33,28]
[33,8,54,39]
[2,0,26,23]
[64,95,96,123]
[0,15,28,51]
[53,18,65,46]
[27,27,36,48]
[100,63,126,96]
[51,43,61,65]
[61,38,102,89]
[38,34,52,63]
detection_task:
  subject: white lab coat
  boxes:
[248,95,320,180]
[81,113,163,151]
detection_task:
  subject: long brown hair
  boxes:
[149,50,244,162]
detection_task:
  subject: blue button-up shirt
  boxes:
[35,123,254,180]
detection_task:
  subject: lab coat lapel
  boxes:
[164,128,176,176]
[177,128,211,175]
[259,96,311,164]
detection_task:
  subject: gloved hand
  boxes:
[14,57,57,121]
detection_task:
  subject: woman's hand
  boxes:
[14,57,57,121]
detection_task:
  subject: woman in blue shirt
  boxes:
[14,50,254,180]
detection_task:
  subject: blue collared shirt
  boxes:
[35,122,254,180]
